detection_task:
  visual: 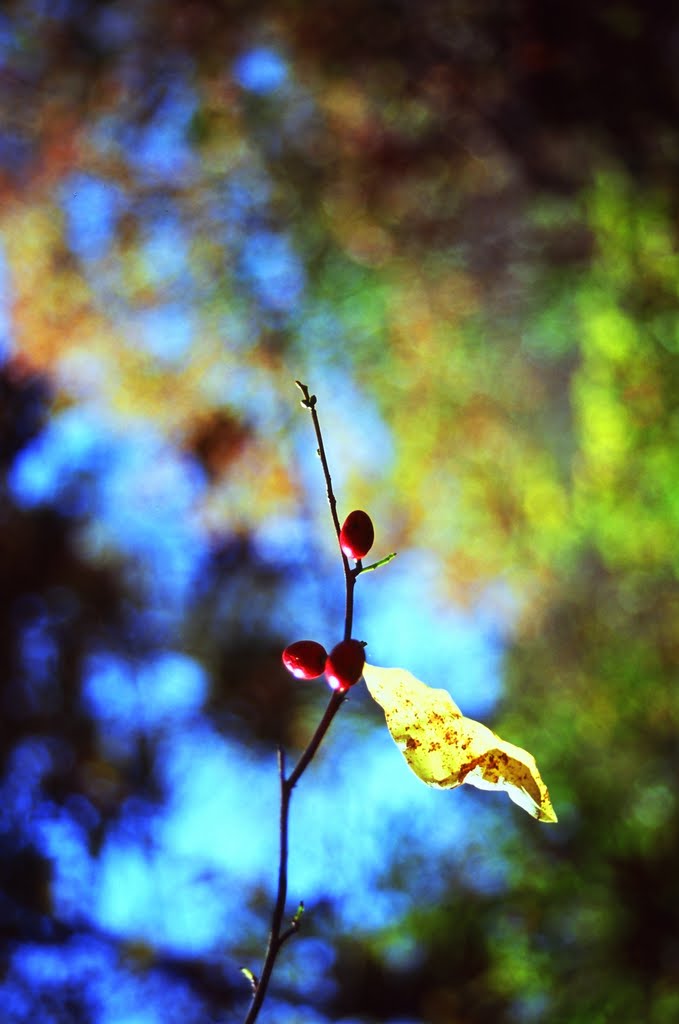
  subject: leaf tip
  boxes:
[537,801,558,824]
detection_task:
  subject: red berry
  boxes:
[282,640,328,679]
[340,510,375,560]
[325,639,366,692]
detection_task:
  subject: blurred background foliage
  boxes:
[1,1,679,1021]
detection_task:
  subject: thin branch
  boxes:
[242,383,358,1024]
[296,380,356,640]
[295,381,342,539]
[242,750,290,1024]
[287,690,344,790]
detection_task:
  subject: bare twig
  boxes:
[295,380,356,642]
[242,382,358,1024]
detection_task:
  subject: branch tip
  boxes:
[295,380,316,408]
[240,967,258,994]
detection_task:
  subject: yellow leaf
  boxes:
[362,663,557,823]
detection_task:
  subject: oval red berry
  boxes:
[325,639,366,692]
[340,510,375,560]
[282,640,328,679]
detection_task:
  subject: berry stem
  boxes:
[242,383,356,1024]
[358,551,397,574]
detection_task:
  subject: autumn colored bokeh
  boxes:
[1,2,679,1022]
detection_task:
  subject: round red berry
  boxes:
[282,640,328,679]
[325,639,366,692]
[340,510,375,560]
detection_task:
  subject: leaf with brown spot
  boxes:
[363,663,557,823]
